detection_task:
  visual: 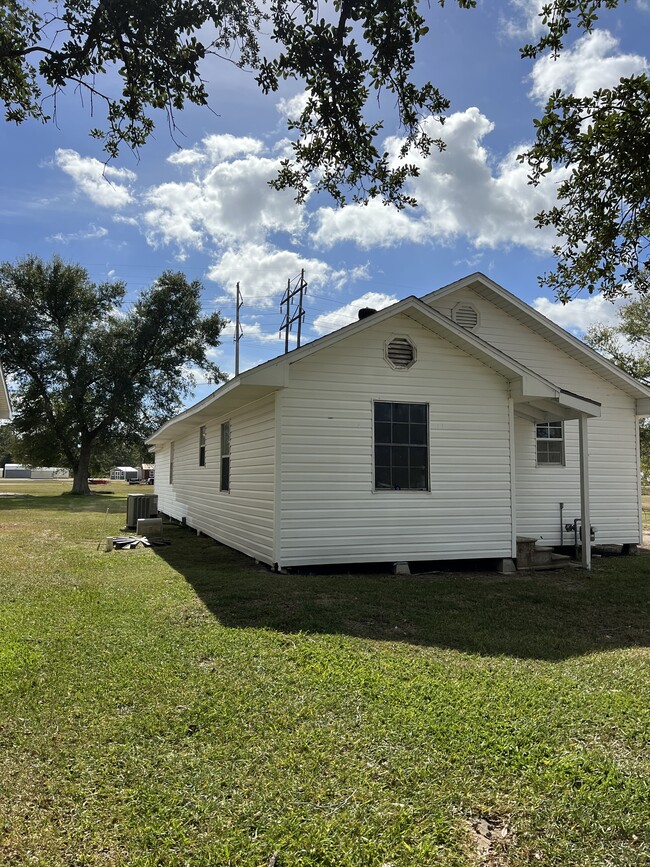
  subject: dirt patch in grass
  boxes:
[466,813,512,865]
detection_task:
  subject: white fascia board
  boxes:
[424,272,650,401]
[558,390,601,418]
[147,298,423,444]
[147,379,284,445]
[403,305,564,397]
[146,293,566,445]
[510,375,559,402]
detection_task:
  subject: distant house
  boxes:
[141,463,155,481]
[147,273,650,572]
[30,467,70,479]
[3,464,30,479]
[3,465,69,479]
[109,466,139,481]
[0,363,11,422]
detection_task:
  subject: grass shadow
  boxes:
[0,493,126,513]
[153,523,650,661]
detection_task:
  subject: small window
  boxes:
[199,425,206,467]
[385,336,416,370]
[374,401,429,490]
[220,422,230,491]
[169,441,175,485]
[536,421,564,466]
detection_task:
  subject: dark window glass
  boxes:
[393,423,410,444]
[394,403,410,423]
[199,425,206,467]
[375,466,392,489]
[373,402,429,490]
[374,421,391,442]
[410,424,427,445]
[374,402,391,422]
[220,422,231,491]
[410,404,427,424]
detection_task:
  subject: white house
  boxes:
[147,274,650,572]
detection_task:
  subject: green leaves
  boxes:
[522,74,650,301]
[1,0,263,158]
[0,255,226,492]
[261,0,450,206]
[0,0,462,207]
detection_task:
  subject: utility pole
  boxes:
[280,277,291,355]
[234,282,243,376]
[279,270,308,353]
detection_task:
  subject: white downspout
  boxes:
[508,397,517,558]
[579,413,591,570]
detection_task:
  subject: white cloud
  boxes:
[143,152,305,252]
[206,243,365,307]
[241,321,283,343]
[314,198,428,249]
[54,149,135,208]
[47,223,108,244]
[202,134,263,162]
[167,134,263,167]
[313,108,562,253]
[276,92,310,120]
[167,148,206,166]
[529,30,648,104]
[143,181,206,250]
[312,292,398,335]
[501,0,546,41]
[533,293,624,337]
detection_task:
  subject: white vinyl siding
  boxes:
[428,288,642,544]
[155,395,276,564]
[277,314,514,566]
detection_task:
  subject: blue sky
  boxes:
[1,0,648,405]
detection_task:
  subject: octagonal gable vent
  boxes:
[452,302,479,330]
[385,336,416,370]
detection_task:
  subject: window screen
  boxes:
[374,402,429,490]
[536,421,564,465]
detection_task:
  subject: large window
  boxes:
[199,425,206,467]
[536,421,564,466]
[374,402,429,490]
[220,422,230,491]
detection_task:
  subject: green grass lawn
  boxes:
[1,481,649,866]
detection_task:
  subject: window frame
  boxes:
[169,441,175,485]
[373,400,430,492]
[199,425,207,467]
[535,420,565,467]
[220,421,230,492]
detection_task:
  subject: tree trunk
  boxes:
[71,443,92,495]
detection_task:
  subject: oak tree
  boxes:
[585,295,650,477]
[0,255,226,494]
[1,1,648,297]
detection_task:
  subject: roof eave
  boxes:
[424,273,650,401]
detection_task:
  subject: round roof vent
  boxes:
[452,302,479,330]
[385,336,416,370]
